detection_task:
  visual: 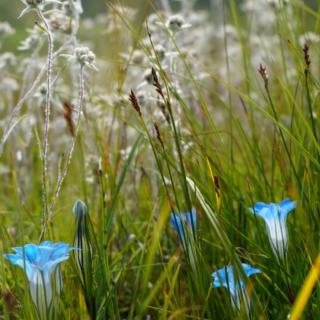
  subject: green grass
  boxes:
[1,0,320,319]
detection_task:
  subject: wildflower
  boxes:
[249,198,296,259]
[74,46,98,70]
[63,0,83,18]
[49,12,70,33]
[0,78,19,92]
[0,52,16,69]
[154,44,166,60]
[18,28,41,51]
[4,241,76,318]
[18,0,62,19]
[299,32,320,46]
[170,207,197,246]
[166,15,191,32]
[0,22,15,37]
[211,263,261,311]
[33,83,48,102]
[131,50,145,64]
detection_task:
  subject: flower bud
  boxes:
[73,200,93,278]
[72,200,95,314]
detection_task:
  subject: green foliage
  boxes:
[2,0,320,319]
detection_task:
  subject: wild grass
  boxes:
[1,0,320,319]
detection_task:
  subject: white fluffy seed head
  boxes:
[167,15,185,31]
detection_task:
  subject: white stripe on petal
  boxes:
[265,215,288,259]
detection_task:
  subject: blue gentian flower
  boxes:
[4,241,76,317]
[170,207,197,246]
[249,198,296,259]
[211,263,261,311]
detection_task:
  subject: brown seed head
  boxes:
[303,43,311,75]
[258,64,269,88]
[153,122,164,147]
[129,90,142,117]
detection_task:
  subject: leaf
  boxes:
[289,254,320,320]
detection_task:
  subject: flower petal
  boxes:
[279,198,296,215]
[241,263,261,277]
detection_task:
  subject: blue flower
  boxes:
[249,198,296,259]
[4,241,76,317]
[211,263,261,311]
[170,207,197,246]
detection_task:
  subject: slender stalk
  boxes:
[0,41,72,155]
[47,66,85,231]
[222,0,235,185]
[37,8,54,242]
[304,74,319,162]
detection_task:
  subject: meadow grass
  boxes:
[1,0,320,319]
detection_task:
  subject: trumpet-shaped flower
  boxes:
[211,263,261,311]
[170,207,197,246]
[249,198,296,259]
[4,241,76,318]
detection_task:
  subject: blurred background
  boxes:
[0,0,317,51]
[1,0,317,21]
[1,0,212,22]
[0,0,212,50]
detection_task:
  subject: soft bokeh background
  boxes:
[1,0,317,39]
[1,0,320,318]
[1,0,317,21]
[1,0,215,50]
[1,0,212,23]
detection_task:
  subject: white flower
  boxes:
[0,21,15,37]
[299,32,320,46]
[166,15,191,32]
[74,46,98,70]
[0,52,16,69]
[63,0,83,18]
[18,28,41,51]
[18,0,62,19]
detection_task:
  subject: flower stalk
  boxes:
[37,7,54,242]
